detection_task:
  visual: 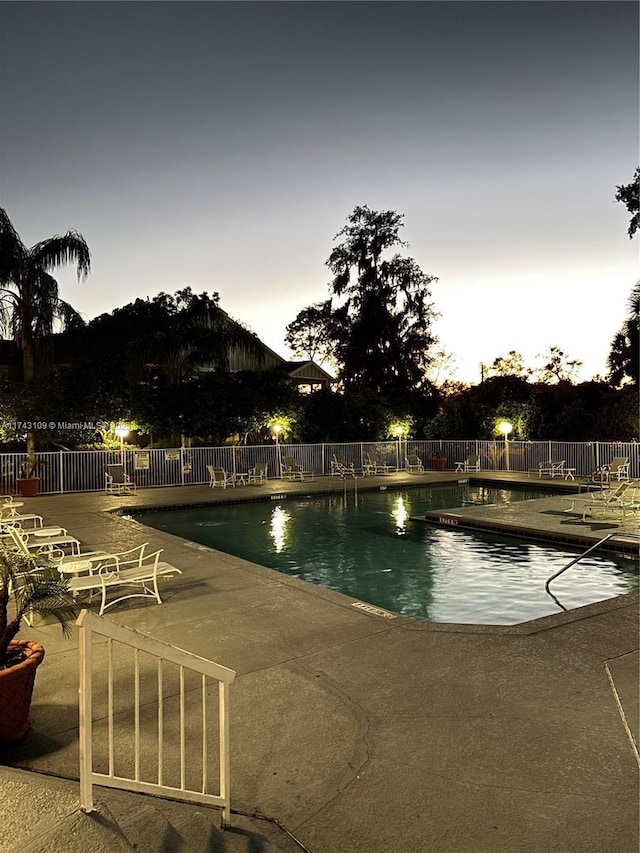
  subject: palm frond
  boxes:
[0,208,28,284]
[30,233,91,281]
[55,298,86,332]
[0,552,77,660]
[30,270,60,339]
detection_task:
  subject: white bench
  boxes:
[69,548,182,615]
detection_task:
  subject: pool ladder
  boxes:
[544,532,639,609]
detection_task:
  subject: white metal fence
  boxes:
[3,440,639,494]
[77,609,236,825]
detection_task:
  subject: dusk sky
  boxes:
[1,1,637,383]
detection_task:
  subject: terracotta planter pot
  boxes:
[0,640,45,745]
[431,458,447,471]
[15,478,39,497]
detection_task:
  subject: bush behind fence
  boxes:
[2,440,638,495]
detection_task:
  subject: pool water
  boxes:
[135,485,638,625]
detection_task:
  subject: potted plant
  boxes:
[0,549,77,745]
[15,458,47,497]
[430,449,447,471]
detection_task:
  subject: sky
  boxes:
[0,1,638,384]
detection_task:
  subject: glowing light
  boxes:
[115,424,128,437]
[391,496,408,534]
[269,505,290,553]
[498,421,513,437]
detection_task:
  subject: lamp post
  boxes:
[498,421,513,471]
[271,423,282,478]
[392,424,405,469]
[115,424,128,465]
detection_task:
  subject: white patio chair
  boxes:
[207,465,235,488]
[538,460,566,478]
[455,454,480,473]
[365,452,395,474]
[331,454,356,477]
[281,456,314,481]
[405,454,424,473]
[248,463,268,484]
[105,464,136,494]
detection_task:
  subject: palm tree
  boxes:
[0,207,91,468]
[608,280,640,386]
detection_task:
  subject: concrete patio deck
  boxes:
[1,473,638,852]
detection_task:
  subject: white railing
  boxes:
[77,609,236,826]
[2,440,639,494]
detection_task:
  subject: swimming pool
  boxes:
[135,485,638,625]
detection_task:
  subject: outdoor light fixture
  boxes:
[115,424,128,462]
[272,423,282,445]
[391,424,405,468]
[498,421,513,471]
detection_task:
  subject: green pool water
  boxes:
[135,484,638,624]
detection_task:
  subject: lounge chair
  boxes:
[207,465,235,488]
[69,548,182,615]
[281,456,314,481]
[578,483,639,521]
[0,508,44,528]
[405,454,424,473]
[561,481,630,513]
[331,453,356,477]
[54,543,149,576]
[105,464,136,494]
[3,523,81,556]
[248,463,268,484]
[455,454,480,473]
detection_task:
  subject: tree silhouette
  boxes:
[615,168,639,238]
[287,206,438,397]
[608,281,639,386]
[0,208,90,469]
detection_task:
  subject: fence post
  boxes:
[219,681,231,827]
[78,612,94,812]
[59,451,64,494]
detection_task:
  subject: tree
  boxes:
[615,167,639,238]
[608,280,639,386]
[284,301,334,363]
[488,351,532,379]
[286,206,438,397]
[86,288,262,386]
[0,208,90,467]
[74,288,266,442]
[535,346,582,384]
[423,347,459,388]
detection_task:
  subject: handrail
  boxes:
[77,609,236,826]
[544,534,617,593]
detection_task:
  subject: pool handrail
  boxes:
[544,533,618,594]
